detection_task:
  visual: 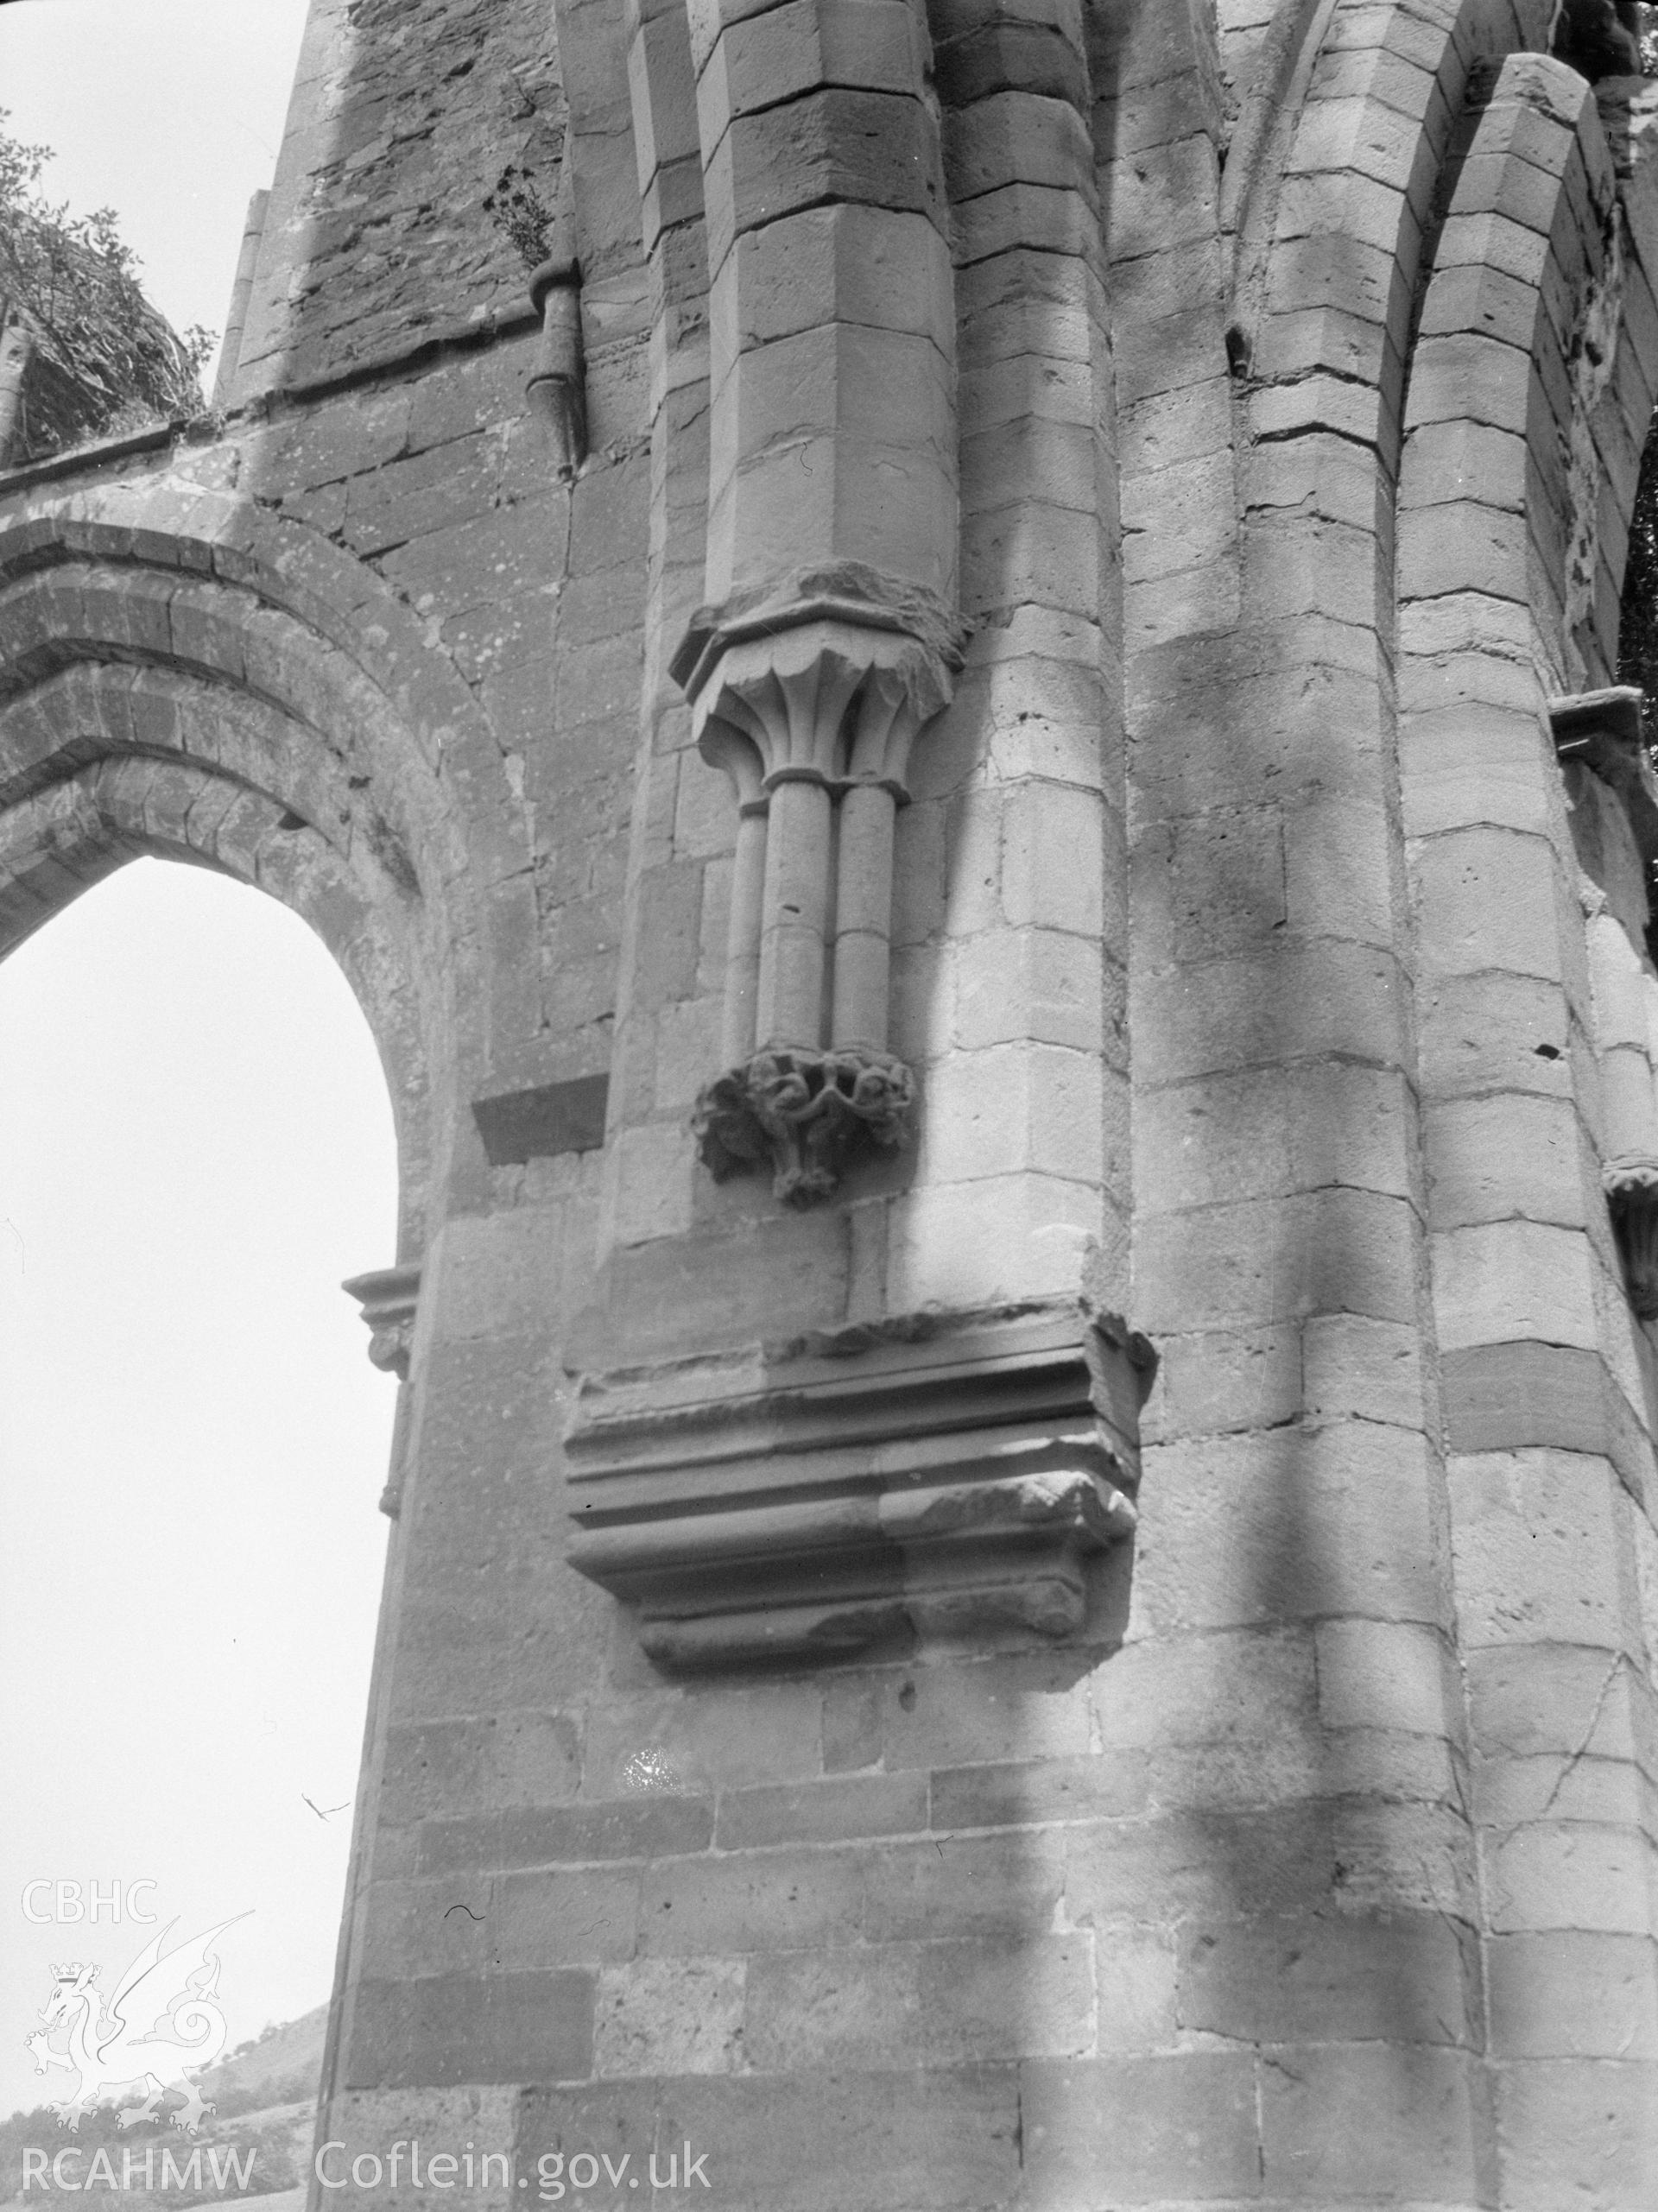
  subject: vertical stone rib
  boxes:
[675,0,964,1202]
[831,781,897,1051]
[756,773,833,1046]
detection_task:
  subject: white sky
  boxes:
[0,0,312,385]
[0,3,401,2121]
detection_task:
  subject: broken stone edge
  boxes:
[561,1300,1152,1670]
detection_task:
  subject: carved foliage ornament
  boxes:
[693,1045,915,1206]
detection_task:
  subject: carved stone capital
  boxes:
[1552,686,1658,862]
[693,1045,914,1205]
[673,566,965,792]
[342,1263,421,1381]
[563,1302,1156,1670]
[1606,1166,1658,1317]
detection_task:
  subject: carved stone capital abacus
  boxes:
[673,570,964,1204]
[343,1263,422,1517]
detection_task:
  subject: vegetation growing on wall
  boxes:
[0,111,210,469]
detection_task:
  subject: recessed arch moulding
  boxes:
[0,483,522,1267]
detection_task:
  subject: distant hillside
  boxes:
[0,2005,326,2210]
[194,2007,326,2120]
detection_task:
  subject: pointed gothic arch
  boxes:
[0,483,529,1255]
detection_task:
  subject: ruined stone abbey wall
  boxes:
[3,3,1658,2206]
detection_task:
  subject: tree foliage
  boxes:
[0,110,212,466]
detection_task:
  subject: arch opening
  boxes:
[0,856,400,2135]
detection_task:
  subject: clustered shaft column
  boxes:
[674,0,962,1203]
[676,612,954,1203]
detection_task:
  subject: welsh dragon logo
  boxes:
[24,1917,246,2135]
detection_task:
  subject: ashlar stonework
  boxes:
[4,2,1658,2207]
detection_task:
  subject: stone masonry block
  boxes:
[1258,2045,1483,2203]
[1092,1626,1317,1753]
[415,1794,715,1877]
[960,348,1095,440]
[1133,940,1408,1085]
[1303,1313,1427,1430]
[1134,806,1286,964]
[710,201,952,358]
[1399,705,1557,839]
[517,2065,1019,2212]
[1134,1186,1421,1335]
[345,1969,593,2090]
[705,89,944,278]
[1465,1641,1649,1766]
[961,415,1098,520]
[1316,1618,1456,1736]
[928,1753,1149,1832]
[710,420,958,600]
[579,1680,824,1798]
[876,1651,1094,1772]
[1138,1322,1304,1442]
[711,300,952,456]
[1132,1424,1451,1637]
[715,1771,928,1849]
[1019,2053,1258,2203]
[639,1846,866,1956]
[961,497,1102,619]
[1136,1062,1414,1216]
[698,0,922,145]
[1416,969,1573,1104]
[494,1864,643,1966]
[946,91,1094,202]
[1487,1931,1658,2059]
[883,1169,1101,1309]
[1120,450,1237,585]
[1488,1823,1656,1937]
[1432,1219,1598,1351]
[592,1955,745,2076]
[1449,1450,1634,1652]
[954,180,1095,265]
[952,926,1105,1054]
[1399,496,1531,603]
[920,1934,1093,2061]
[915,1041,1103,1185]
[1179,1909,1473,2046]
[1494,2057,1658,2212]
[1094,1924,1179,2051]
[1284,795,1395,945]
[999,780,1104,933]
[861,1829,1067,1943]
[743,1943,921,2070]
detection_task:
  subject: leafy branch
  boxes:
[0,108,210,465]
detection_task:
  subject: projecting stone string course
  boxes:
[562,1299,1150,1665]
